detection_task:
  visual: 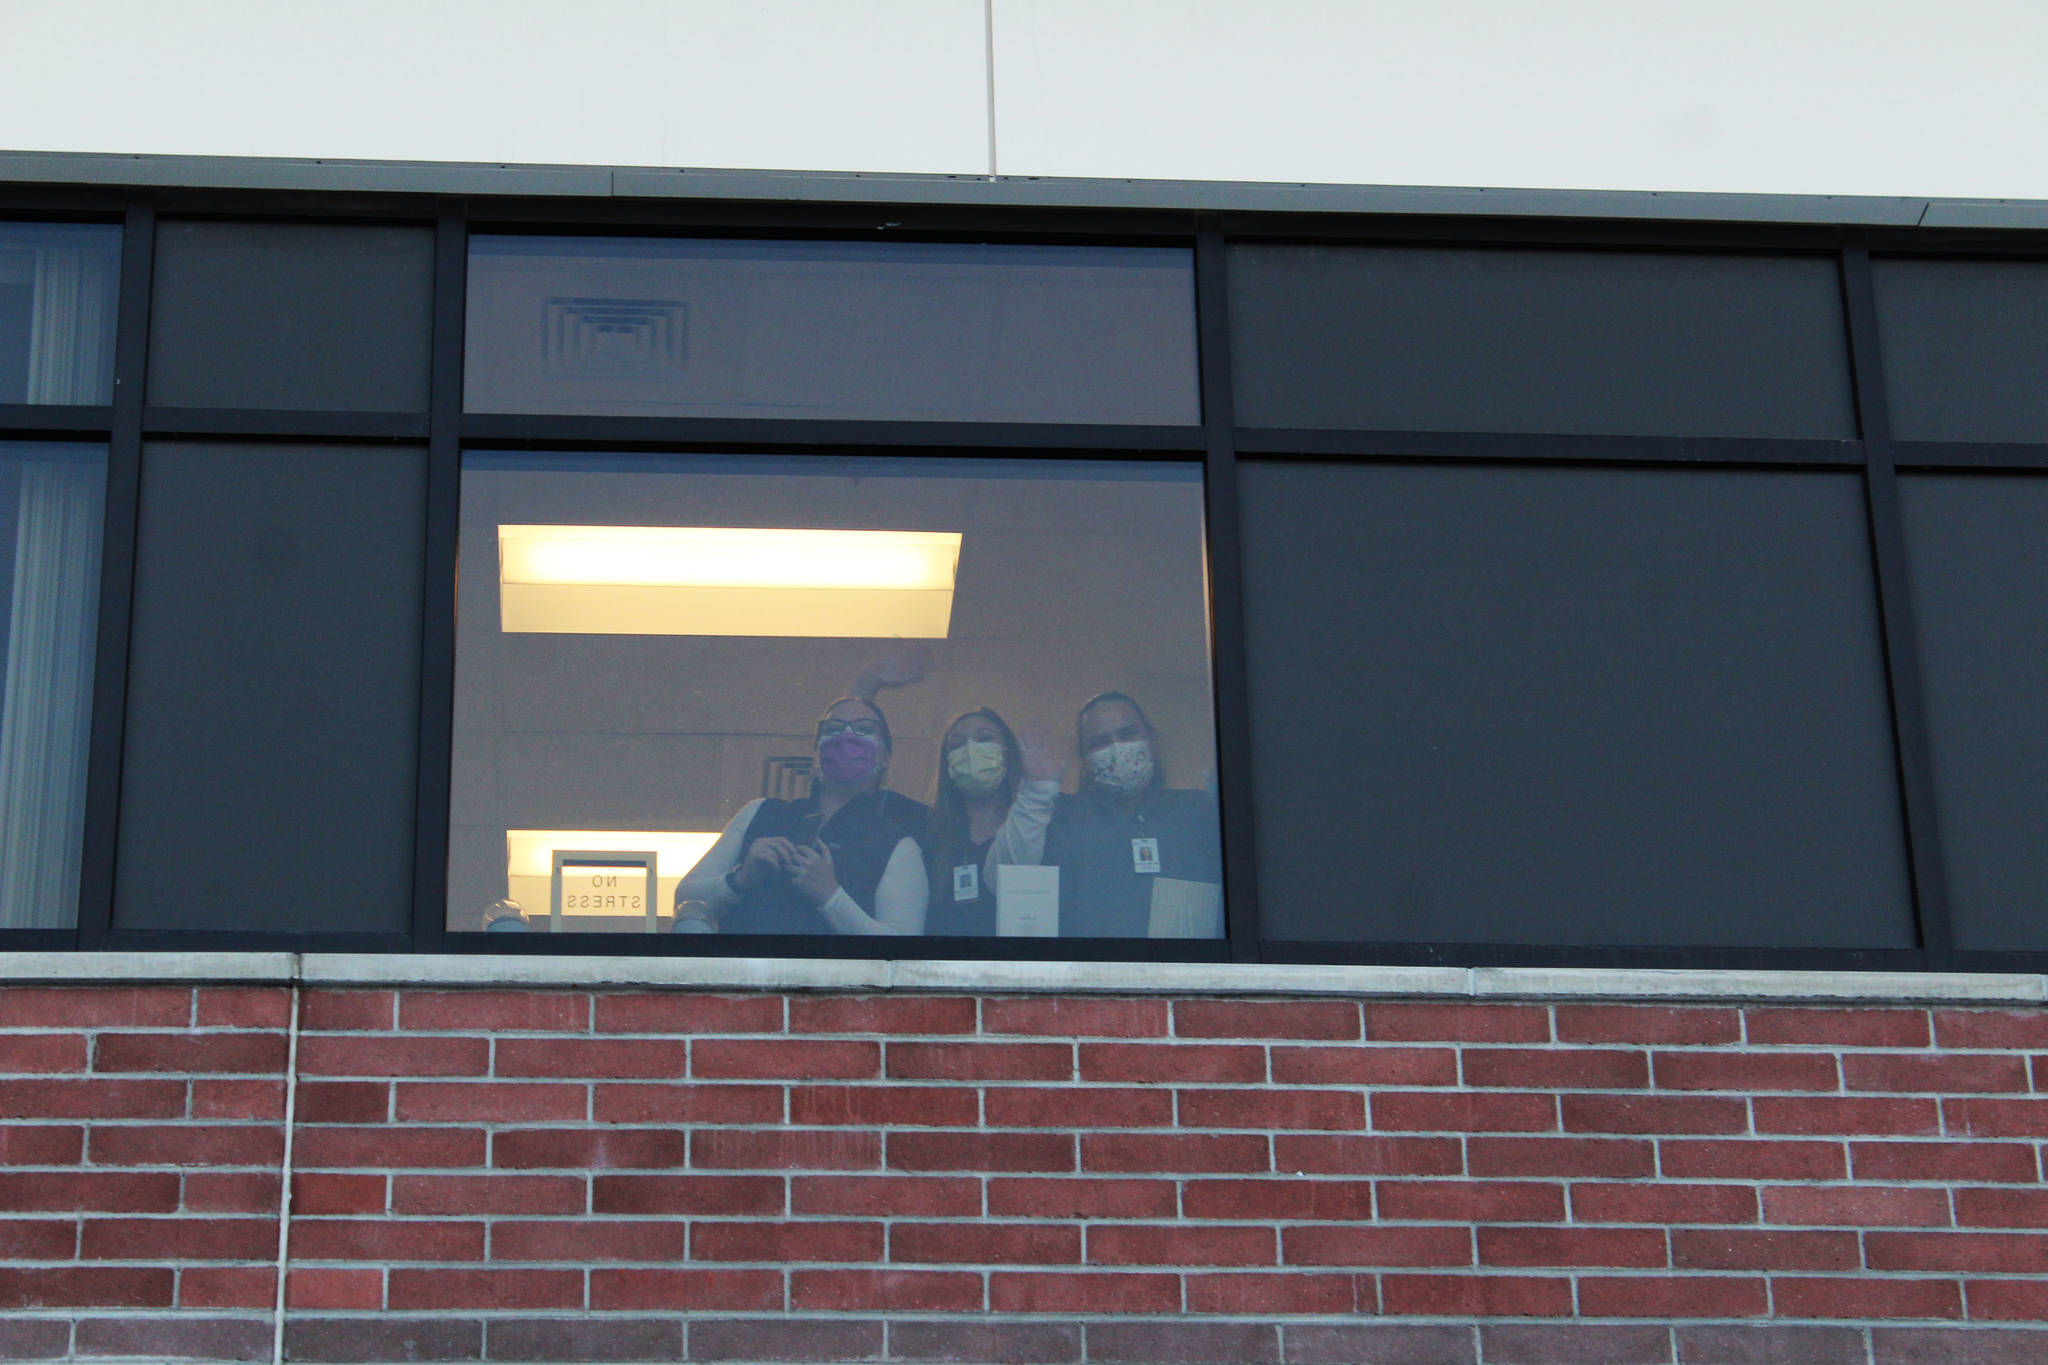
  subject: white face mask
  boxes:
[1086,738,1155,796]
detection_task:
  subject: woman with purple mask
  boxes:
[673,697,930,935]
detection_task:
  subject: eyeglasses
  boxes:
[817,719,882,739]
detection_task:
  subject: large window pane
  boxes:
[465,238,1200,425]
[0,442,105,929]
[1874,258,2048,443]
[114,443,426,934]
[0,224,120,405]
[1228,245,1856,439]
[1239,460,1910,948]
[1901,474,2048,950]
[449,452,1222,942]
[147,221,434,412]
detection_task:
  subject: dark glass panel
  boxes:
[1875,258,2048,443]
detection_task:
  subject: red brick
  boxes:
[1745,1007,1930,1047]
[400,990,586,1032]
[1375,1180,1566,1222]
[294,1126,484,1169]
[490,1218,691,1260]
[1183,1178,1374,1221]
[1754,1095,1941,1136]
[1182,1088,1364,1130]
[395,1081,586,1123]
[1660,1139,1847,1180]
[890,1221,1079,1265]
[792,1174,977,1216]
[593,1081,782,1124]
[292,1173,385,1215]
[987,1177,1176,1219]
[1676,1325,1869,1365]
[387,1267,581,1310]
[1671,1228,1859,1271]
[1374,1091,1556,1133]
[1283,1225,1471,1267]
[886,1041,1069,1081]
[1946,1098,2048,1138]
[1080,1042,1263,1083]
[1463,1047,1649,1089]
[495,1036,686,1079]
[1563,1093,1748,1135]
[1380,1273,1571,1316]
[1467,1137,1654,1178]
[297,1035,488,1077]
[1089,1322,1278,1363]
[1088,1223,1275,1266]
[1968,1279,2048,1321]
[295,1081,389,1124]
[1845,1053,2030,1094]
[178,1265,276,1308]
[0,1078,185,1119]
[282,1317,478,1362]
[287,1268,382,1311]
[191,1077,285,1119]
[1763,1185,1951,1227]
[81,1215,275,1260]
[594,992,783,1033]
[983,997,1167,1037]
[1555,1005,1740,1045]
[988,1271,1180,1313]
[1655,1051,1839,1092]
[0,987,188,1028]
[183,1171,281,1213]
[689,1319,885,1362]
[1870,1231,2048,1273]
[391,1173,584,1215]
[695,1220,884,1263]
[1365,1003,1550,1043]
[93,1031,284,1074]
[793,1268,983,1311]
[0,1034,87,1073]
[1577,1274,1768,1318]
[1270,1045,1458,1086]
[194,987,292,1029]
[1482,1324,1674,1364]
[1283,1325,1477,1365]
[789,996,977,1035]
[886,1319,1082,1365]
[593,1173,782,1215]
[89,1123,283,1167]
[1174,1000,1360,1040]
[290,1218,484,1261]
[299,990,394,1031]
[1186,1272,1362,1314]
[1083,1132,1267,1173]
[0,1170,178,1212]
[1934,1009,2048,1050]
[0,1220,76,1259]
[1572,1182,1758,1225]
[0,1266,174,1309]
[694,1038,878,1080]
[890,1131,1071,1173]
[0,1125,82,1164]
[1775,1275,1962,1319]
[494,1126,687,1169]
[1273,1134,1462,1175]
[589,1267,782,1311]
[983,1086,1169,1129]
[788,1084,975,1127]
[77,1318,272,1359]
[1956,1187,2048,1227]
[1479,1226,1667,1268]
[696,1127,880,1170]
[1858,1141,2040,1185]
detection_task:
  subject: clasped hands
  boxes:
[733,835,840,906]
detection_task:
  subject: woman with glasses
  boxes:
[672,697,930,935]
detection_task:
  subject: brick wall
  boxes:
[1,983,2046,1364]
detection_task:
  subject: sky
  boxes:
[4,0,2047,199]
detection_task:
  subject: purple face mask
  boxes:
[817,730,883,786]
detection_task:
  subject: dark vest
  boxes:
[721,790,928,936]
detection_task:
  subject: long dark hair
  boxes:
[1077,690,1165,792]
[925,707,1024,877]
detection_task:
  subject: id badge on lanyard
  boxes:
[953,863,980,902]
[1131,837,1160,874]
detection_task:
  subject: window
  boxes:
[0,223,120,406]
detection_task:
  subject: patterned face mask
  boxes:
[1085,739,1154,796]
[946,739,1007,796]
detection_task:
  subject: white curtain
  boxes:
[0,454,105,927]
[25,243,117,404]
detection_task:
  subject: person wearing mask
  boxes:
[923,708,1064,936]
[672,697,929,935]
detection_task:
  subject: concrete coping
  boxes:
[0,952,2039,1005]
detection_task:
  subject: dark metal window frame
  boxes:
[1,181,2044,971]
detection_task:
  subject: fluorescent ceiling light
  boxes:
[497,525,961,638]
